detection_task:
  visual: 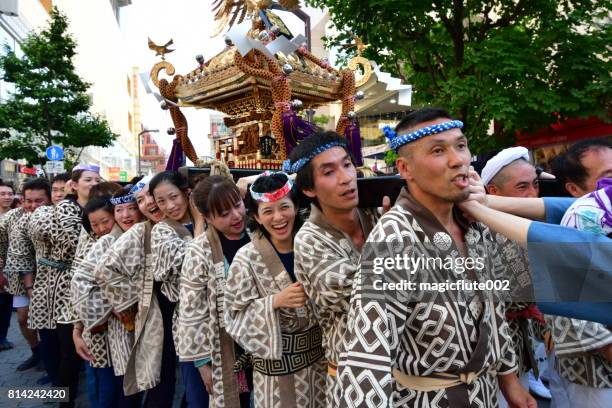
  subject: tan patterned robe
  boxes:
[73,225,134,374]
[338,188,517,408]
[96,221,163,395]
[50,198,83,325]
[0,208,31,297]
[177,227,245,408]
[26,205,56,329]
[224,234,326,408]
[294,204,378,402]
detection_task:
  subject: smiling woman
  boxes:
[149,171,191,224]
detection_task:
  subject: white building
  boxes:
[0,0,50,185]
[53,0,137,180]
[1,0,139,181]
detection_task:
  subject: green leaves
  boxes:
[0,7,117,166]
[310,0,611,153]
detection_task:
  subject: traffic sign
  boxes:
[45,146,64,161]
[44,160,65,174]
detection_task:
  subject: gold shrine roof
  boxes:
[173,46,343,112]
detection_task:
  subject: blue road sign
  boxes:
[46,146,64,161]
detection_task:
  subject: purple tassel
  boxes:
[281,110,320,156]
[166,138,184,171]
[345,121,363,166]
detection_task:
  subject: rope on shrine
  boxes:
[158,77,199,164]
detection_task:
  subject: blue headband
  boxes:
[129,175,153,195]
[282,140,348,174]
[110,194,135,206]
[384,120,464,152]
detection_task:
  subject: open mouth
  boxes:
[271,222,289,233]
[341,188,357,199]
[451,174,469,188]
[231,220,244,230]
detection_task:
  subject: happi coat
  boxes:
[73,224,133,375]
[545,316,612,388]
[0,208,30,297]
[490,232,544,378]
[294,203,378,403]
[96,220,163,395]
[25,205,56,329]
[49,198,83,325]
[224,234,326,408]
[338,188,517,408]
[177,226,247,408]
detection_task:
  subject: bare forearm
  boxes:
[486,195,546,221]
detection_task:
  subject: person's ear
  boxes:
[302,188,316,199]
[487,184,499,195]
[396,156,413,182]
[564,182,583,198]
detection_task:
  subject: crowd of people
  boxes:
[0,107,609,408]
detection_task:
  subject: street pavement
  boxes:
[0,312,184,408]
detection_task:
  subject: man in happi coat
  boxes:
[546,140,612,407]
[481,147,552,404]
[284,131,382,405]
[339,108,536,408]
[0,178,52,372]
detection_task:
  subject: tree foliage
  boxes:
[309,0,611,152]
[0,7,117,166]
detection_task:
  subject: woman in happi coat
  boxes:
[148,170,209,407]
[95,177,182,407]
[224,172,326,407]
[47,164,101,406]
[72,189,144,408]
[177,175,252,408]
[24,179,116,386]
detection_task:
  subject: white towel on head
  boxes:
[481,146,530,185]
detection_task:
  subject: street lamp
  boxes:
[138,128,159,175]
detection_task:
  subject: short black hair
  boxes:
[395,107,453,135]
[22,178,51,200]
[149,171,189,196]
[0,179,15,194]
[245,172,301,238]
[51,173,71,184]
[82,196,113,234]
[288,130,350,193]
[552,138,612,188]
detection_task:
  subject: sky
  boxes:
[120,0,326,160]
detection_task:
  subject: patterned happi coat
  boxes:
[294,204,378,402]
[0,208,31,297]
[73,224,134,375]
[490,232,543,378]
[339,188,517,408]
[546,316,612,388]
[224,234,327,408]
[49,198,83,325]
[66,228,98,322]
[96,221,164,395]
[25,205,56,329]
[177,227,246,408]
